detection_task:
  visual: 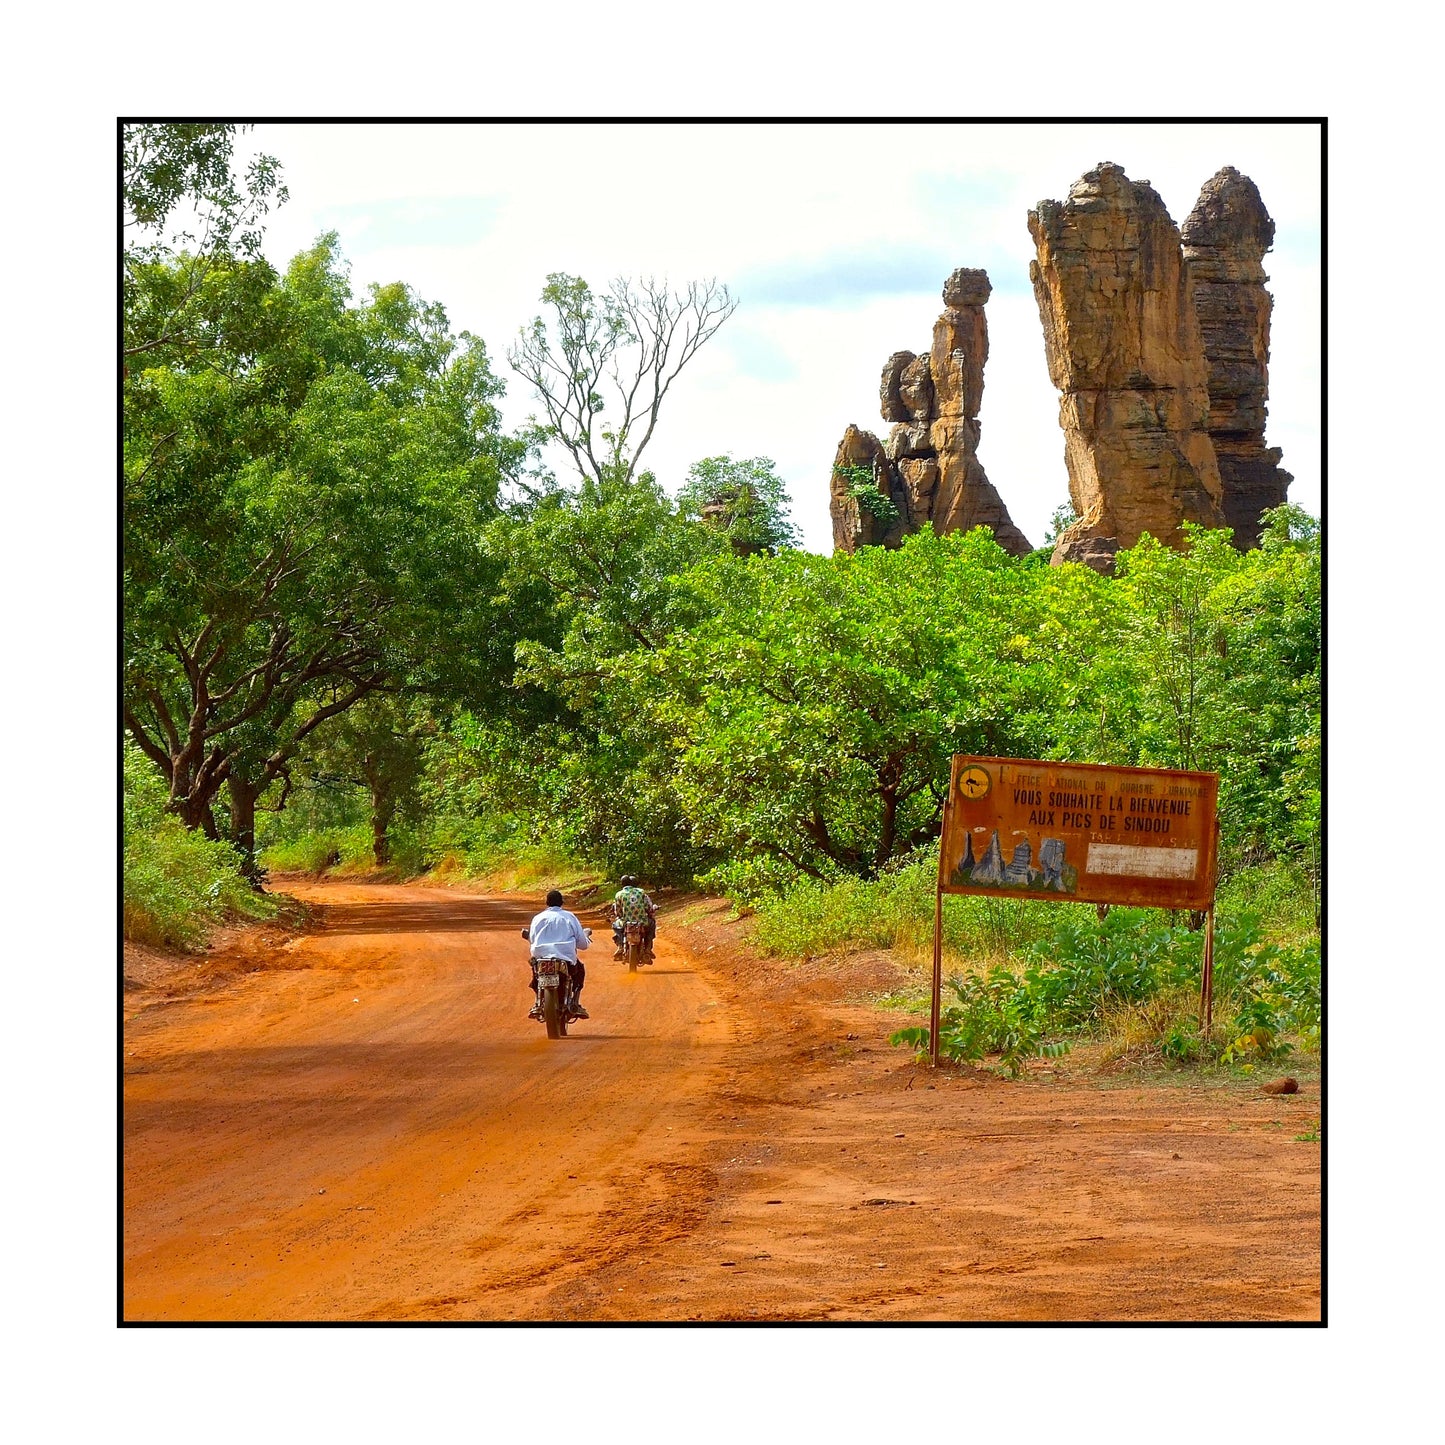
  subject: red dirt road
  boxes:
[123,881,1321,1321]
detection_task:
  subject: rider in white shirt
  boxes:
[527,889,592,1019]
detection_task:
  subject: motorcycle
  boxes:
[520,926,583,1039]
[620,920,652,973]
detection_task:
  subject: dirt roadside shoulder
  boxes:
[123,894,320,1021]
[561,895,1322,1322]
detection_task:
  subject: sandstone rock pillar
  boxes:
[829,268,1031,556]
[1182,167,1292,548]
[921,268,1032,554]
[1028,162,1225,570]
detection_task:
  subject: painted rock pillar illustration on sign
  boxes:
[939,757,1219,911]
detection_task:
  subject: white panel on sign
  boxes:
[1086,844,1198,880]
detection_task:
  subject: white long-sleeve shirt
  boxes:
[527,906,591,964]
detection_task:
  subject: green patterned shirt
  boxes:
[613,886,652,925]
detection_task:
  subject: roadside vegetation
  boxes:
[883,895,1319,1077]
[123,745,275,949]
[122,122,1321,1076]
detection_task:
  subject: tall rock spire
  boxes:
[1181,167,1293,548]
[828,268,1031,556]
[923,269,1032,553]
[1028,162,1226,571]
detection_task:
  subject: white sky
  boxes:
[246,121,1321,554]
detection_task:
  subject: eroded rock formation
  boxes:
[1182,167,1292,548]
[1029,162,1226,570]
[829,268,1031,556]
[829,423,910,551]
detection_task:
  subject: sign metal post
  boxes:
[930,879,944,1067]
[1200,903,1215,1035]
[1198,820,1222,1035]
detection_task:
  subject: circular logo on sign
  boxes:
[958,764,992,801]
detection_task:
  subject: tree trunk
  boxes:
[228,775,263,883]
[179,789,217,835]
[372,804,393,867]
[365,760,395,868]
[874,786,898,874]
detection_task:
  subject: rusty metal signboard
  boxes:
[927,757,1222,1064]
[939,756,1220,910]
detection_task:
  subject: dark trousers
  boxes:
[530,958,585,999]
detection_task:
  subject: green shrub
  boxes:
[258,826,373,875]
[123,745,274,949]
[889,902,1320,1075]
[1018,909,1187,1028]
[1214,920,1321,1061]
[892,966,1070,1077]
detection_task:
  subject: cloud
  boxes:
[314,196,501,251]
[733,246,961,308]
[715,323,801,383]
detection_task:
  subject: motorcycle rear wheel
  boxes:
[543,986,562,1039]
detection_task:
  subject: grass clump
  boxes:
[257,809,591,894]
[751,844,1055,965]
[1216,857,1319,943]
[260,826,374,876]
[419,815,588,891]
[123,745,274,950]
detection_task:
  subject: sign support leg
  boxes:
[1200,904,1215,1036]
[930,884,943,1068]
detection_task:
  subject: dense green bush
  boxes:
[123,745,274,949]
[241,510,1316,917]
[256,806,582,887]
[889,904,1320,1075]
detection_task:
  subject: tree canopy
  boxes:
[676,455,800,556]
[123,235,529,859]
[124,122,288,363]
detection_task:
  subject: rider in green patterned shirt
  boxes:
[610,875,657,958]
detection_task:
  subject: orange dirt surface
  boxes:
[123,881,1321,1322]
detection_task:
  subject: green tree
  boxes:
[1191,509,1320,883]
[1088,509,1321,886]
[124,236,528,868]
[677,455,800,556]
[124,122,288,363]
[649,528,1100,888]
[1043,500,1079,546]
[507,273,736,489]
[1110,526,1239,772]
[467,470,726,878]
[285,695,429,867]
